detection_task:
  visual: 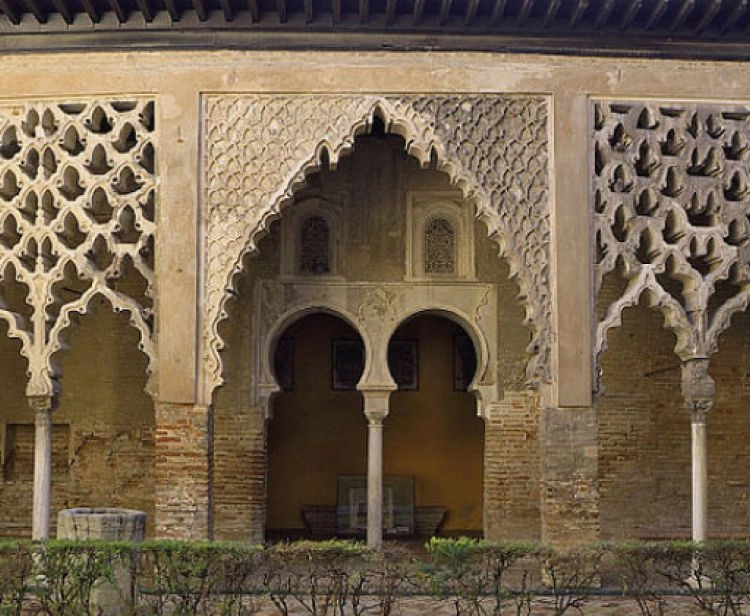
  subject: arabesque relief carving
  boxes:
[202,95,551,401]
[594,101,750,389]
[0,99,156,397]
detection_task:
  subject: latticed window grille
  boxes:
[299,215,330,274]
[424,217,455,274]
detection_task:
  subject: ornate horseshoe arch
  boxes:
[593,99,750,391]
[201,94,552,404]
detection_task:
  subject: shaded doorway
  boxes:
[385,313,484,537]
[266,312,366,540]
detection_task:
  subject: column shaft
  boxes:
[31,397,53,540]
[692,417,708,542]
[366,419,383,549]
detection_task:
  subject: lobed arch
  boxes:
[201,93,552,404]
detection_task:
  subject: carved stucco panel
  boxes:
[0,99,156,397]
[593,100,750,389]
[202,95,551,402]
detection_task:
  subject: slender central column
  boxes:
[681,359,714,543]
[30,396,54,540]
[361,388,393,550]
[366,416,384,548]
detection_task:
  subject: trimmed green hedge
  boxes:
[3,538,750,614]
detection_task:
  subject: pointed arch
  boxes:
[201,94,552,403]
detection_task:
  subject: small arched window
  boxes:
[424,217,455,274]
[299,215,331,275]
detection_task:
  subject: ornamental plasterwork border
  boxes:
[201,94,551,403]
[593,99,750,389]
[0,98,156,398]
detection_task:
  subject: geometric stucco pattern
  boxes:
[593,100,750,387]
[202,94,550,402]
[0,99,156,397]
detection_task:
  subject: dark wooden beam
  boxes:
[438,0,451,25]
[670,0,694,30]
[24,0,48,23]
[163,0,179,21]
[464,0,478,25]
[275,0,286,22]
[516,0,533,25]
[219,0,233,21]
[247,0,258,22]
[0,0,20,24]
[331,0,340,23]
[593,0,615,28]
[694,0,721,33]
[722,0,747,33]
[542,0,560,28]
[568,0,588,28]
[108,0,127,23]
[193,0,208,20]
[413,0,425,24]
[50,0,73,23]
[490,0,506,25]
[304,0,312,22]
[644,0,668,30]
[619,0,641,29]
[358,0,367,23]
[385,0,396,24]
[135,0,155,22]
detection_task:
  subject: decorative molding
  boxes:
[0,99,156,397]
[593,100,750,390]
[201,94,551,402]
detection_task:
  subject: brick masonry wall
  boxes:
[0,301,155,538]
[598,280,750,539]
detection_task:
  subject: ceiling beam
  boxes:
[275,0,286,22]
[304,0,312,22]
[193,0,208,21]
[694,0,721,33]
[413,0,425,25]
[163,0,180,21]
[50,0,73,23]
[593,0,615,28]
[644,0,668,30]
[219,0,233,21]
[516,0,533,26]
[135,0,155,22]
[568,0,587,28]
[722,0,747,33]
[542,0,560,28]
[0,0,20,24]
[670,0,694,30]
[438,0,451,25]
[464,0,478,25]
[331,0,340,23]
[24,0,47,23]
[490,0,506,25]
[619,0,641,29]
[358,0,368,23]
[108,0,127,23]
[385,0,396,24]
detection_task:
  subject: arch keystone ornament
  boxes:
[201,94,552,403]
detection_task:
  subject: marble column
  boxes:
[361,388,391,549]
[30,395,55,540]
[681,359,714,543]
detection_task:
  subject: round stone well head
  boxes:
[57,508,146,542]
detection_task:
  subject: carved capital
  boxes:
[681,358,715,421]
[28,395,56,417]
[360,386,394,425]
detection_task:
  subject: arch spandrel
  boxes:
[201,94,552,403]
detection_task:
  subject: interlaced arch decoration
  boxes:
[0,99,156,397]
[593,100,750,390]
[202,95,551,402]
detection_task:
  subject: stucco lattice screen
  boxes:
[424,217,456,274]
[593,100,750,385]
[0,99,156,397]
[201,95,551,400]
